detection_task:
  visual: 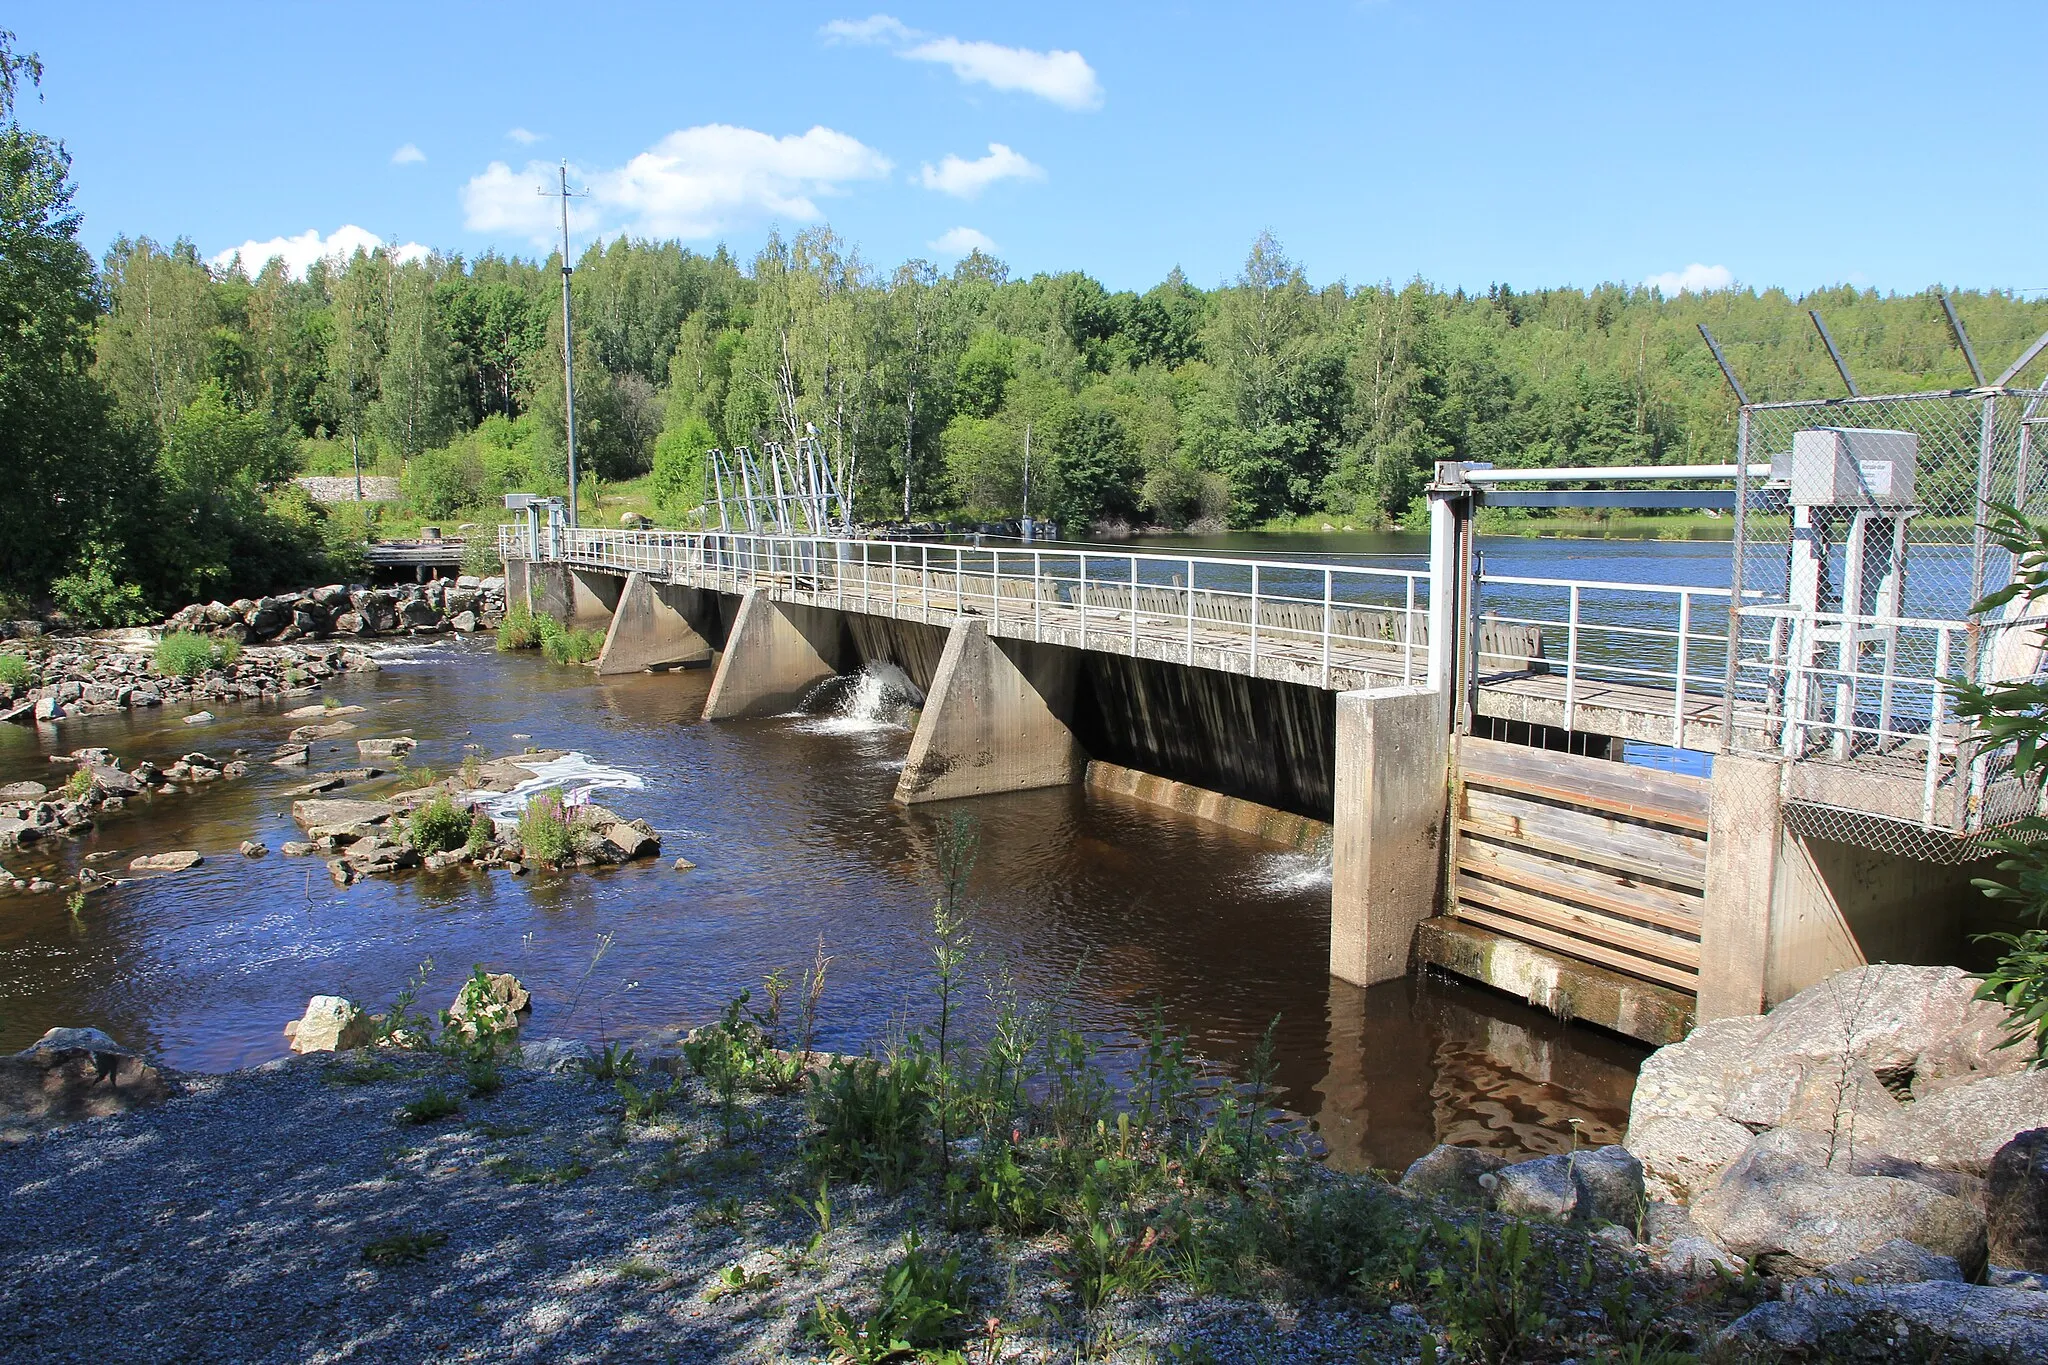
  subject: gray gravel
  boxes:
[0,1049,1413,1363]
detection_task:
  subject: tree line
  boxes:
[7,30,2048,624]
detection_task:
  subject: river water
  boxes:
[0,531,1663,1172]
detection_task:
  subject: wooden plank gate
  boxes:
[1450,736,1708,993]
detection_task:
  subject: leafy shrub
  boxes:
[536,613,604,665]
[0,654,30,687]
[52,541,151,627]
[63,768,94,801]
[808,1052,932,1193]
[406,794,471,854]
[517,791,576,865]
[154,631,234,677]
[464,811,496,855]
[460,534,502,579]
[401,443,486,518]
[496,606,540,651]
[805,1233,970,1360]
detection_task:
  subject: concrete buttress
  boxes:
[1329,685,1448,988]
[895,617,1085,804]
[700,589,842,720]
[595,572,713,675]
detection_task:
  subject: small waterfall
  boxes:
[796,661,925,734]
[1248,831,1334,896]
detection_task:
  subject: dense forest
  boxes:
[7,31,2048,624]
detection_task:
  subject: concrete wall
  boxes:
[503,557,531,611]
[567,567,623,623]
[595,572,716,675]
[1073,654,1337,821]
[843,615,952,695]
[700,590,846,720]
[527,563,574,622]
[1330,685,1449,988]
[895,618,1085,803]
[1697,753,1784,1021]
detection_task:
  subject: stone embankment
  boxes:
[158,575,508,643]
[1,637,380,726]
[1399,964,2048,1358]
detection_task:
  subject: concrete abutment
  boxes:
[700,589,844,720]
[1329,685,1449,990]
[895,618,1086,804]
[595,572,715,675]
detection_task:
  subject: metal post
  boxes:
[1185,557,1196,664]
[1321,568,1334,688]
[1427,486,1458,694]
[1720,407,1751,748]
[1034,549,1043,642]
[552,163,581,528]
[1078,553,1088,645]
[1564,584,1581,734]
[1250,564,1261,677]
[1403,574,1416,685]
[1674,591,1692,746]
[1129,557,1139,656]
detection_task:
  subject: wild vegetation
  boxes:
[7,30,2046,623]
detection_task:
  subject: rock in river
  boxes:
[129,851,204,872]
[286,996,370,1053]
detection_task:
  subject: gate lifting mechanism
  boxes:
[709,431,853,537]
[1775,428,1917,760]
[504,492,569,561]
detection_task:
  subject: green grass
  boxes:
[397,1085,463,1125]
[154,632,239,678]
[361,1229,448,1266]
[63,768,94,801]
[406,794,471,854]
[517,792,577,865]
[535,613,604,665]
[0,653,29,687]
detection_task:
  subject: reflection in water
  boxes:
[0,639,1643,1166]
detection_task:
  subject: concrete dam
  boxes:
[504,388,2043,1052]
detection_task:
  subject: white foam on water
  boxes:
[463,751,646,822]
[1247,848,1333,896]
[791,661,925,736]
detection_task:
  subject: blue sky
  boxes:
[14,2,2047,295]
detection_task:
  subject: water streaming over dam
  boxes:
[0,634,1645,1170]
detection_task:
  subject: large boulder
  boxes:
[1719,1279,2048,1363]
[1484,1146,1645,1226]
[1989,1127,2048,1273]
[1626,966,2033,1202]
[290,798,395,833]
[1690,1128,1986,1276]
[445,971,531,1041]
[287,996,370,1053]
[356,737,416,758]
[129,851,203,871]
[0,1027,169,1136]
[1399,1144,1510,1206]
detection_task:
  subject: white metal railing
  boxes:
[507,526,1432,689]
[1476,573,1752,747]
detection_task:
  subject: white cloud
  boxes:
[931,226,997,257]
[210,226,429,281]
[1642,262,1735,295]
[507,127,542,145]
[462,126,893,244]
[390,142,426,165]
[902,36,1102,110]
[822,15,1103,109]
[820,13,915,44]
[918,142,1044,198]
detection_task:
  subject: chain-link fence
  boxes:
[1730,386,2048,857]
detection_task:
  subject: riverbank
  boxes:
[0,1030,1747,1365]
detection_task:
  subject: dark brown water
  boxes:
[0,638,1644,1171]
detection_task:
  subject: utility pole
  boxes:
[540,163,588,526]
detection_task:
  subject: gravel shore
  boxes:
[0,1048,1403,1364]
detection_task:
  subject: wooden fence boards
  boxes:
[1452,735,1709,994]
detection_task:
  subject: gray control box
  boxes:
[1780,428,1918,507]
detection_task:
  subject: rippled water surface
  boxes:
[0,639,1644,1169]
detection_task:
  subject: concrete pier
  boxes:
[595,572,714,676]
[701,589,842,721]
[527,563,573,621]
[1329,685,1448,988]
[895,618,1085,804]
[1697,754,1784,1022]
